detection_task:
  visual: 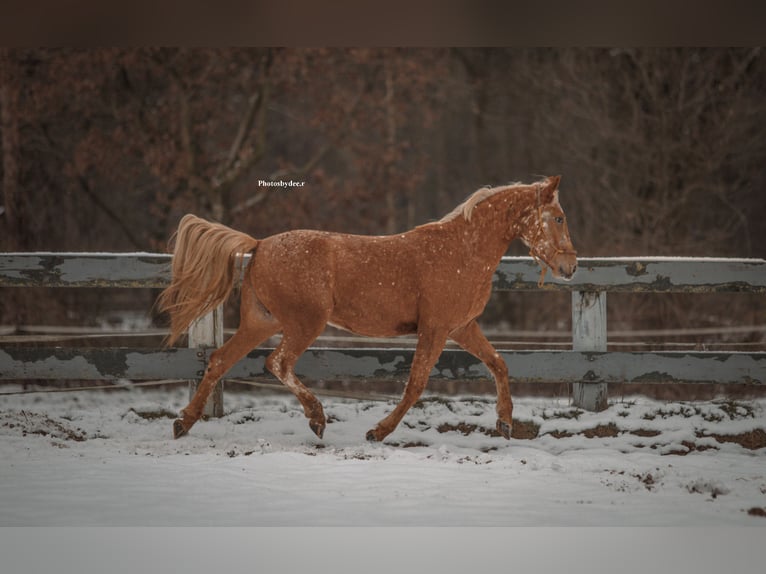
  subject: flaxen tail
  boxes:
[157,214,259,345]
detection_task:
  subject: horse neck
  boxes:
[438,188,533,262]
[505,186,540,241]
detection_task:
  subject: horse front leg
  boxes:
[366,329,448,442]
[449,320,513,439]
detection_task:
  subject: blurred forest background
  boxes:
[1,47,765,338]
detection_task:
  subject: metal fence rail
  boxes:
[2,253,765,413]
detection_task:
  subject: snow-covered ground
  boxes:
[1,384,765,526]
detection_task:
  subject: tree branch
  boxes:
[211,49,275,195]
[0,50,21,249]
[222,91,262,174]
[232,82,365,215]
[75,175,145,250]
[178,88,196,176]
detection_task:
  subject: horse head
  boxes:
[520,175,578,281]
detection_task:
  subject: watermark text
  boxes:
[257,180,306,188]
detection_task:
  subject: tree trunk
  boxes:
[0,50,21,250]
[384,62,397,235]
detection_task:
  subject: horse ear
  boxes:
[547,175,561,190]
[539,175,561,203]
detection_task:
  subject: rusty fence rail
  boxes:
[1,253,766,412]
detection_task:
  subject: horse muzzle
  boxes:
[556,260,577,281]
[548,250,578,281]
[529,247,577,284]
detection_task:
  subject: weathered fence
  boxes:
[1,253,765,414]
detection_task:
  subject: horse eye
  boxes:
[555,217,564,224]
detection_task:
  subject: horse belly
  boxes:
[329,281,419,337]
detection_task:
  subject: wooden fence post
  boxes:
[187,304,224,418]
[571,291,608,411]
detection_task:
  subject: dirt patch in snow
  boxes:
[436,419,541,439]
[705,428,766,450]
[547,423,620,439]
[126,407,177,421]
[581,423,620,438]
[1,411,87,442]
[432,417,765,453]
[630,429,662,437]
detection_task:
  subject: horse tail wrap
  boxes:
[157,214,259,345]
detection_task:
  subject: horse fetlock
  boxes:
[496,403,513,421]
[180,406,203,422]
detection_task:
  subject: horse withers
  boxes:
[157,175,577,442]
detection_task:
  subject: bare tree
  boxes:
[3,48,764,331]
[0,49,21,250]
[508,48,765,258]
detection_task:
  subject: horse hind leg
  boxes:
[173,288,280,439]
[266,327,327,439]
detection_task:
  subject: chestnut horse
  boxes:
[158,175,577,442]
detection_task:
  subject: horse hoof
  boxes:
[496,419,512,440]
[173,419,189,439]
[310,420,325,439]
[366,429,380,442]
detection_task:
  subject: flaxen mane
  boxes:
[439,182,523,223]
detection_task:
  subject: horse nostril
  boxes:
[560,262,576,280]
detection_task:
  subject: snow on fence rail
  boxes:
[1,253,765,414]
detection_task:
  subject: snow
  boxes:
[1,385,765,526]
